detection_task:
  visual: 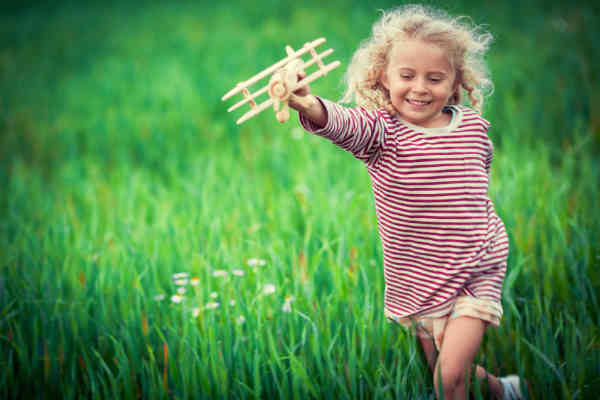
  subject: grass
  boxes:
[1,0,599,398]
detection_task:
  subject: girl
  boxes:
[289,5,525,400]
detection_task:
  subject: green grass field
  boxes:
[1,0,599,398]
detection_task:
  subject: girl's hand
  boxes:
[289,78,327,127]
[293,70,311,97]
[287,69,327,128]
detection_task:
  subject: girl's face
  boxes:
[381,39,457,128]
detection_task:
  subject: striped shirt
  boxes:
[300,97,509,319]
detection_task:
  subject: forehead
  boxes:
[388,39,452,73]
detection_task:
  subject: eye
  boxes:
[429,77,442,83]
[400,74,413,80]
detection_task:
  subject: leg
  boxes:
[433,316,486,400]
[418,335,438,373]
[420,332,504,399]
[474,365,504,399]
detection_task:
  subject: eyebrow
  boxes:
[397,67,449,76]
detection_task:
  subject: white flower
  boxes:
[232,269,245,276]
[205,302,220,310]
[229,300,236,306]
[172,272,189,279]
[190,277,200,286]
[247,258,266,267]
[171,294,184,304]
[177,287,186,294]
[263,283,276,295]
[154,294,165,301]
[212,270,228,278]
[174,279,188,286]
[210,292,218,299]
[191,307,201,318]
[282,295,295,312]
[236,315,246,325]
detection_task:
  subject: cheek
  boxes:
[390,82,409,95]
[436,83,456,100]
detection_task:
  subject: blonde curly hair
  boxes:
[341,4,493,113]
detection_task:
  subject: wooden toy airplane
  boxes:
[222,38,341,125]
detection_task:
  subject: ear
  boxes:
[380,69,390,90]
[449,72,461,103]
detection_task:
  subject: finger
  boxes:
[294,69,310,95]
[294,83,310,96]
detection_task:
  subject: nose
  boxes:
[412,77,428,93]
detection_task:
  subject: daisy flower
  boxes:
[205,302,220,310]
[263,283,276,295]
[212,270,228,278]
[282,295,295,312]
[177,287,186,294]
[247,258,266,267]
[191,307,201,318]
[190,277,200,286]
[210,292,218,299]
[232,269,245,276]
[171,294,184,304]
[174,279,188,286]
[154,294,165,301]
[172,272,189,279]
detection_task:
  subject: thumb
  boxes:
[294,70,310,96]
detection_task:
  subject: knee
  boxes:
[434,360,468,395]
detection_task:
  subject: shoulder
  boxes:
[453,105,491,131]
[358,107,401,131]
[375,108,397,124]
[342,105,394,132]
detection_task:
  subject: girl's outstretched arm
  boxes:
[287,72,385,166]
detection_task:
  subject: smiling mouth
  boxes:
[407,99,431,106]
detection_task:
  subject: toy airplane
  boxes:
[222,38,340,124]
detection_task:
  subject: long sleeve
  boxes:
[299,97,385,166]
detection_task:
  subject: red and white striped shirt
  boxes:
[300,98,509,319]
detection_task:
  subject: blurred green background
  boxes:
[1,0,599,399]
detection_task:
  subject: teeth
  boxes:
[409,99,429,105]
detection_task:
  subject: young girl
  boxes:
[288,5,524,400]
